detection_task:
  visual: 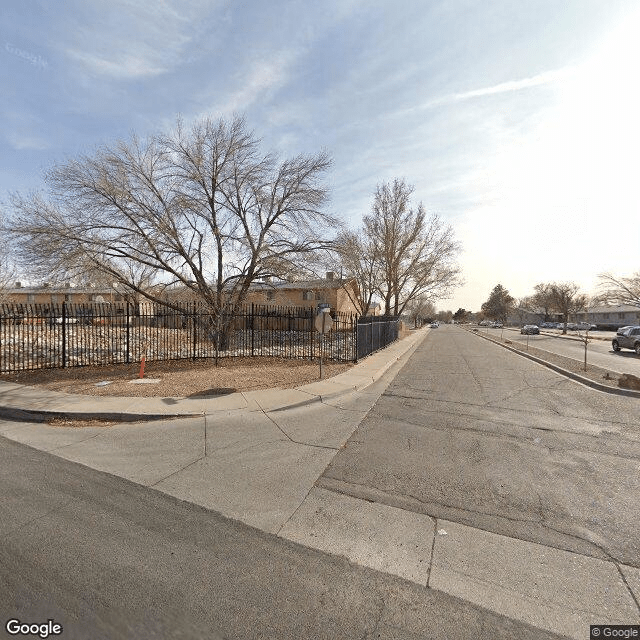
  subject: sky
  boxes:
[1,0,639,311]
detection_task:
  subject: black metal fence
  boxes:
[0,302,398,372]
[356,315,400,361]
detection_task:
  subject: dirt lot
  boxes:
[0,357,353,398]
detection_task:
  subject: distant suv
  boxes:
[612,326,640,355]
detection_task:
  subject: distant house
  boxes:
[507,307,546,326]
[4,282,124,306]
[506,304,640,329]
[575,305,640,328]
[369,302,383,316]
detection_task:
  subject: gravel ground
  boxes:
[0,357,353,398]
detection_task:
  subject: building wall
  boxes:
[244,280,359,315]
[244,287,336,309]
[575,307,640,325]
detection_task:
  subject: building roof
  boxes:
[587,304,640,313]
[6,285,116,294]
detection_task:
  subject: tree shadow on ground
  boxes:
[187,388,237,398]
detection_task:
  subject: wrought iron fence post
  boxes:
[192,301,197,361]
[61,301,67,368]
[353,314,358,362]
[311,308,314,360]
[370,318,373,355]
[126,302,131,364]
[251,303,255,357]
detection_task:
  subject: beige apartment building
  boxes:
[243,273,361,315]
[3,273,365,317]
[4,282,125,306]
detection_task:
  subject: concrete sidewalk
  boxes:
[2,326,637,639]
[0,329,427,422]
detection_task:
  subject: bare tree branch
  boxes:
[336,178,462,316]
[3,116,337,345]
[595,272,640,308]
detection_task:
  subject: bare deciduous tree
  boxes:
[5,116,337,345]
[596,271,640,308]
[548,282,588,334]
[436,309,453,324]
[531,283,555,322]
[404,296,436,328]
[0,214,17,303]
[336,179,461,316]
[333,230,379,316]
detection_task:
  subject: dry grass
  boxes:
[0,357,354,398]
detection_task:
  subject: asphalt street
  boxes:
[320,325,640,567]
[0,435,563,640]
[492,328,640,376]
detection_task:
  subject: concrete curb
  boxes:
[468,329,640,398]
[0,328,429,422]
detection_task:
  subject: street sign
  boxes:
[314,310,333,334]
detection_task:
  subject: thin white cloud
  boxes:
[65,48,168,79]
[439,67,573,105]
[393,66,574,119]
[62,0,218,79]
[6,133,50,151]
[197,49,301,119]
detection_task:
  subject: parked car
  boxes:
[521,324,540,335]
[492,322,503,328]
[575,322,597,331]
[48,316,79,327]
[612,326,640,355]
[430,322,439,328]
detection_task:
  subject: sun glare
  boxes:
[455,7,640,308]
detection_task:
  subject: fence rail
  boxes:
[0,302,400,373]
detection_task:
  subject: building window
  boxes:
[266,290,275,301]
[603,313,609,319]
[619,312,625,319]
[303,290,314,301]
[27,294,35,303]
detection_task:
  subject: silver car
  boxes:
[612,326,640,355]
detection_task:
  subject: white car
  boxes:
[48,316,79,326]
